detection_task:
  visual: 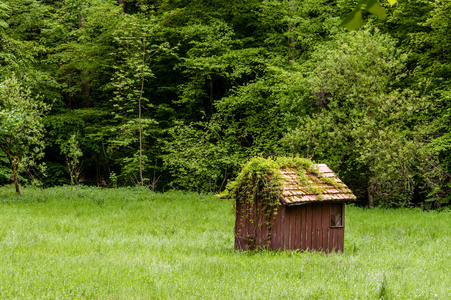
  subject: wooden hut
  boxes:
[232,160,356,252]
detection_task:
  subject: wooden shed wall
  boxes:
[235,198,345,252]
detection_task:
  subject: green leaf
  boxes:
[366,0,387,19]
[341,7,363,31]
[342,0,393,30]
[386,0,397,6]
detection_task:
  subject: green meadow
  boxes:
[1,186,450,299]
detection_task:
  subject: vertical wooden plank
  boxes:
[301,204,307,250]
[330,229,336,252]
[246,197,253,251]
[326,228,331,253]
[260,199,267,248]
[234,199,241,250]
[342,203,346,252]
[312,203,320,251]
[340,203,345,249]
[303,204,308,250]
[329,228,335,252]
[240,201,247,251]
[261,203,269,248]
[293,206,300,250]
[243,199,250,251]
[319,204,324,251]
[335,228,339,252]
[242,198,249,251]
[290,208,294,250]
[278,206,284,250]
[291,207,297,250]
[272,206,278,249]
[249,196,257,250]
[312,204,317,251]
[317,205,322,251]
[290,207,295,250]
[342,203,346,229]
[339,227,344,252]
[256,198,262,248]
[285,208,290,250]
[269,205,277,249]
[283,207,291,250]
[306,204,312,250]
[279,205,287,250]
[277,205,284,250]
[290,207,296,250]
[236,199,244,251]
[294,206,302,249]
[319,204,323,250]
[238,199,249,251]
[322,203,330,252]
[273,205,284,250]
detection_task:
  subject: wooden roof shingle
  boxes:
[278,164,356,205]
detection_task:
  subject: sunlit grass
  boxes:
[1,185,450,299]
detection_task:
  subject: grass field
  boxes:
[1,185,450,299]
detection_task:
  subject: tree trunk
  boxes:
[13,156,21,194]
[78,7,91,107]
[78,7,84,29]
[368,185,374,207]
[288,0,296,60]
[138,37,146,187]
[81,71,91,107]
[208,80,213,118]
[118,0,126,14]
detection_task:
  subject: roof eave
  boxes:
[283,198,357,206]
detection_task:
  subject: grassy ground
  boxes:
[0,185,450,299]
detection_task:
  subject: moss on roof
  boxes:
[219,156,355,206]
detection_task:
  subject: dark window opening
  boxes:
[330,203,343,227]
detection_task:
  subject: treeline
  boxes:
[0,0,450,206]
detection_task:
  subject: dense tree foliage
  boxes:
[0,75,49,193]
[0,0,450,206]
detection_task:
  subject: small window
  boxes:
[330,203,343,227]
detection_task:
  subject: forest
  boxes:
[0,0,450,207]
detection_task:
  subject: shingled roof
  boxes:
[278,164,356,205]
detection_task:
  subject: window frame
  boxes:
[330,203,344,228]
